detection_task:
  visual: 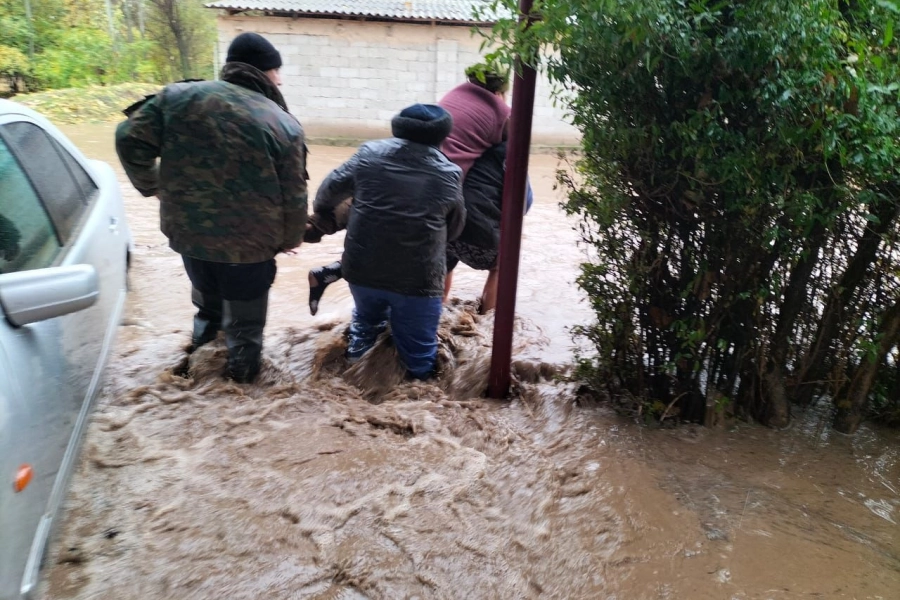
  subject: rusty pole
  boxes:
[488,0,537,399]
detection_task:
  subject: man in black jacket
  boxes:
[313,104,465,379]
[306,142,533,316]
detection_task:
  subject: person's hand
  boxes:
[303,223,324,244]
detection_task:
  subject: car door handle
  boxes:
[109,216,119,233]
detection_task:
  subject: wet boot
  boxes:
[308,261,343,316]
[189,287,222,352]
[222,293,268,383]
[346,320,388,364]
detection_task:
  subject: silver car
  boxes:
[0,100,132,600]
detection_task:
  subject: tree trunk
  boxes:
[762,366,791,427]
[168,7,193,79]
[24,0,34,61]
[105,0,118,52]
[796,189,900,407]
[149,0,194,79]
[760,205,831,428]
[771,222,828,364]
[834,298,900,433]
[176,33,192,79]
[123,0,135,44]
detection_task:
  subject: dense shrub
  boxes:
[485,0,900,432]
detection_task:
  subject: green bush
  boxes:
[485,0,900,432]
[0,44,27,76]
[31,28,114,88]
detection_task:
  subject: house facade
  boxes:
[206,1,579,146]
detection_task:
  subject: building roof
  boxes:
[205,1,502,24]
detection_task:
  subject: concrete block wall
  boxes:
[216,15,579,145]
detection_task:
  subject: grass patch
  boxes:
[11,83,162,125]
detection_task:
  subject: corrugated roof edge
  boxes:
[204,2,507,24]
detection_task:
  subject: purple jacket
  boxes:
[438,82,510,179]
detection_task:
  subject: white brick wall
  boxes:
[216,15,579,145]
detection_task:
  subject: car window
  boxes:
[1,121,87,243]
[52,136,99,202]
[0,137,61,274]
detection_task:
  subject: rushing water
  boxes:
[35,124,900,599]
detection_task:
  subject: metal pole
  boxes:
[487,0,537,399]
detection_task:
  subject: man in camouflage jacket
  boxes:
[116,32,307,383]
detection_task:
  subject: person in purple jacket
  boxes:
[436,62,512,305]
[438,62,511,178]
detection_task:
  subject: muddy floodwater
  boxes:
[35,123,900,599]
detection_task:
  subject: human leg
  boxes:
[443,251,460,303]
[182,256,223,351]
[190,287,223,349]
[443,269,455,303]
[388,293,443,380]
[304,199,353,315]
[222,294,268,382]
[347,284,390,363]
[218,259,277,383]
[450,241,498,314]
[480,267,500,314]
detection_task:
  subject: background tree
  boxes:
[145,0,215,81]
[0,0,215,92]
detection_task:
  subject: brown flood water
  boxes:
[36,123,899,599]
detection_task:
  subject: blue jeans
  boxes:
[347,284,443,379]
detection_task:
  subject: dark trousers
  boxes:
[182,256,277,381]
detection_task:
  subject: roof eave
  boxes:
[211,7,497,26]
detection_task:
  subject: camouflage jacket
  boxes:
[115,63,308,263]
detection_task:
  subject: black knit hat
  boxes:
[226,32,282,72]
[391,104,453,146]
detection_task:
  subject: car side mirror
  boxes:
[0,264,99,327]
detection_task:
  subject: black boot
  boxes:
[308,261,343,316]
[223,293,268,383]
[189,287,222,352]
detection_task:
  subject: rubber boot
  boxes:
[346,319,388,364]
[308,261,343,316]
[222,293,268,383]
[189,287,222,352]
